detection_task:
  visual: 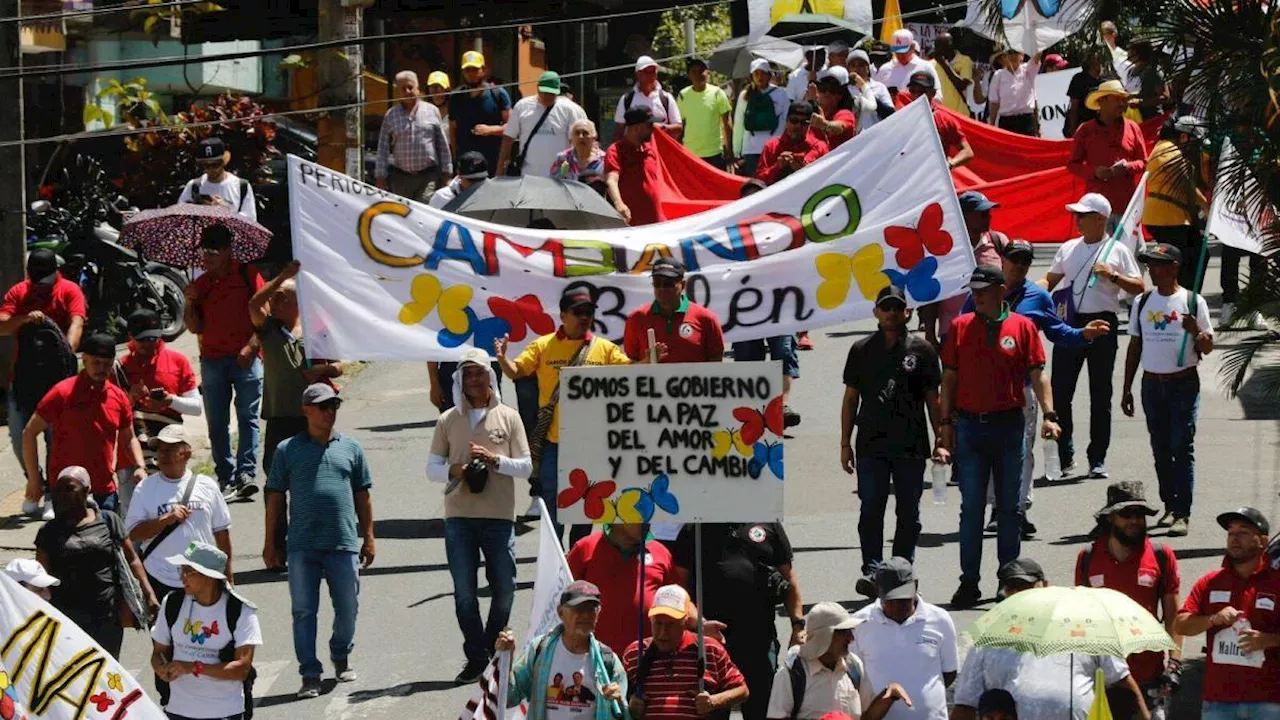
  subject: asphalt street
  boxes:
[0,251,1276,719]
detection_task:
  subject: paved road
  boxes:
[0,252,1276,718]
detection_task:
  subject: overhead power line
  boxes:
[0,0,205,25]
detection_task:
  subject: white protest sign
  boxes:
[0,573,167,720]
[1212,621,1265,668]
[556,362,785,525]
[289,99,976,361]
[1207,139,1269,255]
[1034,68,1075,140]
[524,499,573,651]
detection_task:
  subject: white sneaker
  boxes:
[1220,302,1237,328]
[21,498,40,517]
[41,498,54,521]
[523,497,541,518]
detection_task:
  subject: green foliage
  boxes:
[652,4,733,79]
[83,77,164,129]
[130,0,226,45]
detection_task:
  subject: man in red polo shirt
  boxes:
[939,265,1061,609]
[1067,80,1147,229]
[755,100,829,185]
[184,224,265,501]
[605,106,664,226]
[1176,507,1280,718]
[624,258,724,364]
[625,584,748,719]
[907,71,974,170]
[567,522,680,658]
[23,332,143,512]
[1075,481,1183,717]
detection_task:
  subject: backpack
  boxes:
[624,87,674,123]
[186,176,251,213]
[743,88,780,133]
[787,649,863,720]
[161,589,259,718]
[1076,542,1173,619]
[1132,288,1202,356]
[12,318,77,414]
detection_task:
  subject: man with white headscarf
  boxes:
[426,347,532,685]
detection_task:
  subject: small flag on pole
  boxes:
[459,652,514,720]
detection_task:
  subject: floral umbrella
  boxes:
[120,202,272,267]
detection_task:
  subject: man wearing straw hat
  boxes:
[1067,79,1147,231]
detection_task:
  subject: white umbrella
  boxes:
[709,34,806,77]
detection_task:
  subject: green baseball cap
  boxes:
[537,70,561,95]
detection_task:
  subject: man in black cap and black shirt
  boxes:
[178,137,257,221]
[672,523,803,720]
[840,285,946,597]
[605,106,664,226]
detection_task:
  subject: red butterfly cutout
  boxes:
[488,295,556,342]
[203,621,220,637]
[883,202,954,270]
[557,469,617,520]
[90,692,114,712]
[733,396,785,445]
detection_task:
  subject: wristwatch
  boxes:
[1044,411,1060,422]
[790,617,806,631]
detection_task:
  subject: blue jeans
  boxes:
[956,414,1026,584]
[732,336,800,378]
[444,518,516,663]
[855,456,925,576]
[1203,703,1280,720]
[200,356,263,486]
[1141,373,1200,518]
[9,393,50,488]
[287,549,360,679]
[1051,314,1118,467]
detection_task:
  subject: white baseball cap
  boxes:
[1065,192,1113,217]
[648,584,691,620]
[3,558,60,588]
[891,29,915,53]
[749,58,772,75]
[816,66,850,86]
[635,55,658,73]
[150,424,192,449]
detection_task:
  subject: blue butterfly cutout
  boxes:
[748,441,784,480]
[438,307,513,351]
[883,257,942,304]
[630,474,680,521]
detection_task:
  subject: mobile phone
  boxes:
[150,388,167,401]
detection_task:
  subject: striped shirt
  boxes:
[266,432,372,552]
[623,632,745,719]
[375,99,453,178]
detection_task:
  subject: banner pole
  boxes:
[695,523,706,693]
[496,650,510,720]
[647,328,658,364]
[636,523,647,698]
[1091,173,1149,288]
[1176,231,1211,367]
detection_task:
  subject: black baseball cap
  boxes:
[1138,243,1182,265]
[788,100,813,118]
[876,284,908,310]
[908,70,935,89]
[127,309,163,341]
[997,557,1046,586]
[624,106,655,126]
[968,265,1006,289]
[26,248,58,284]
[651,257,686,280]
[200,224,233,249]
[1218,507,1270,535]
[80,332,117,359]
[874,556,918,600]
[560,579,602,607]
[458,151,489,180]
[196,137,226,160]
[1001,239,1035,262]
[686,57,708,72]
[559,288,597,313]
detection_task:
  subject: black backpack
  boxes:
[161,589,258,718]
[186,176,251,213]
[624,87,674,124]
[12,318,77,414]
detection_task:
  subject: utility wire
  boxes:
[0,0,736,80]
[0,0,971,149]
[0,0,205,25]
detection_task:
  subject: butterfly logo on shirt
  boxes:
[183,619,220,644]
[1147,309,1179,330]
[816,244,891,309]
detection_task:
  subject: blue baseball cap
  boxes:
[958,191,999,213]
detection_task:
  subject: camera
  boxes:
[766,567,791,604]
[463,458,490,494]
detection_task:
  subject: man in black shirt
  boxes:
[673,522,803,720]
[840,285,947,598]
[1064,49,1106,138]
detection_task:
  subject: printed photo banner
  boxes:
[557,362,785,524]
[0,573,166,720]
[289,99,975,361]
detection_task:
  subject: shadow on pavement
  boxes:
[374,518,445,539]
[347,679,458,702]
[357,420,438,432]
[254,678,340,708]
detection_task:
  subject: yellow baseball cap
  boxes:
[461,51,485,70]
[427,71,451,90]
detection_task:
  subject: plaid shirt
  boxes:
[375,99,452,178]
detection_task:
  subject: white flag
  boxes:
[459,652,511,720]
[1207,140,1269,255]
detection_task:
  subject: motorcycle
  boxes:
[26,156,187,343]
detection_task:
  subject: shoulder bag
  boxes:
[507,102,555,177]
[139,475,198,562]
[104,510,151,631]
[527,338,595,479]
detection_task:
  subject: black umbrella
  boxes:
[767,13,867,49]
[440,175,626,230]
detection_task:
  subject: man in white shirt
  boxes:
[497,71,586,178]
[1042,193,1145,482]
[151,542,261,720]
[126,424,232,598]
[876,29,939,98]
[767,602,911,719]
[178,137,257,222]
[613,56,682,142]
[847,50,893,133]
[1120,243,1213,537]
[952,558,1148,720]
[851,558,957,719]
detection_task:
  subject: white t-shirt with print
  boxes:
[874,56,939,94]
[504,96,587,178]
[544,640,598,718]
[177,172,257,222]
[152,592,262,719]
[1049,237,1141,314]
[125,471,230,589]
[1127,287,1213,373]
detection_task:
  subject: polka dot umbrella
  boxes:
[120,202,272,267]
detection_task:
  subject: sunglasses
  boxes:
[877,301,907,312]
[786,115,809,125]
[652,278,680,289]
[569,307,595,318]
[315,399,342,412]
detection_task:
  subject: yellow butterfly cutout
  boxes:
[107,672,123,692]
[398,273,473,334]
[598,489,645,525]
[0,670,8,687]
[711,428,752,459]
[815,244,890,310]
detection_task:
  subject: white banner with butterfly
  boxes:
[0,572,167,720]
[289,99,976,361]
[557,362,784,524]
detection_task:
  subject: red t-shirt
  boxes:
[0,277,87,360]
[1066,117,1147,216]
[940,310,1046,413]
[623,298,724,364]
[567,533,679,655]
[117,341,198,421]
[605,138,664,227]
[814,108,857,149]
[930,99,967,159]
[1181,557,1280,703]
[755,133,830,185]
[1075,537,1181,683]
[36,373,133,494]
[623,632,745,719]
[189,262,265,359]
